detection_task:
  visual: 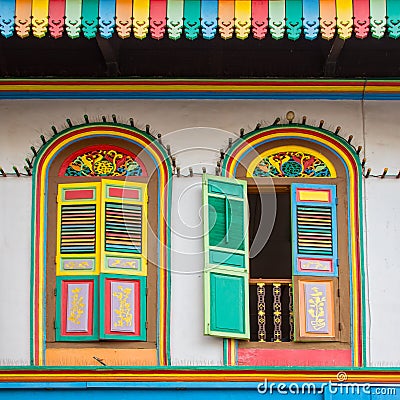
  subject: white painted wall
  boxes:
[0,100,363,171]
[0,178,31,365]
[0,98,399,366]
[364,178,400,366]
[170,177,222,365]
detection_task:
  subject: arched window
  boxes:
[202,125,365,367]
[31,123,172,366]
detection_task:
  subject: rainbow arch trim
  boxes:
[0,0,399,40]
[221,125,365,368]
[31,123,172,366]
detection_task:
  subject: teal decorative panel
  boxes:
[209,272,246,335]
[209,250,245,268]
[208,180,244,198]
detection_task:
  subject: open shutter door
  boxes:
[99,179,147,340]
[55,182,101,340]
[203,174,250,340]
[291,183,339,341]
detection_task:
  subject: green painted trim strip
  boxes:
[223,339,228,365]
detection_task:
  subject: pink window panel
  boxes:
[60,280,95,336]
[103,278,141,337]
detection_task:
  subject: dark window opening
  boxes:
[248,189,293,342]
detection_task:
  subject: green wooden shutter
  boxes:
[291,183,339,341]
[203,174,250,339]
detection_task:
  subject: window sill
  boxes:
[46,341,156,349]
[45,347,157,366]
[239,341,350,350]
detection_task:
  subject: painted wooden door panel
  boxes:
[99,274,146,341]
[209,271,247,336]
[55,276,99,341]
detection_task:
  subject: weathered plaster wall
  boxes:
[170,177,222,365]
[362,102,400,367]
[0,178,31,365]
[0,100,363,171]
[0,99,398,366]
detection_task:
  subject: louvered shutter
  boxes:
[99,180,147,340]
[55,183,101,340]
[100,179,147,276]
[291,183,339,341]
[203,174,250,339]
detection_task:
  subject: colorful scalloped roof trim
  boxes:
[0,0,399,41]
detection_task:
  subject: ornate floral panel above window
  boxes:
[59,145,147,177]
[250,146,336,178]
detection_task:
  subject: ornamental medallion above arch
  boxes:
[59,145,147,177]
[248,146,337,178]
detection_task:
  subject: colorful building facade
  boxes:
[1,0,400,397]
